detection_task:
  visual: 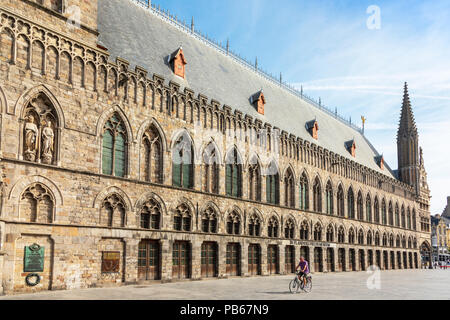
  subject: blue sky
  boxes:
[148,0,450,214]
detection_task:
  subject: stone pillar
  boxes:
[160,239,172,282]
[217,239,227,278]
[279,245,286,275]
[191,240,201,280]
[344,247,349,272]
[261,244,268,276]
[308,246,315,273]
[333,247,338,272]
[241,240,249,277]
[124,238,139,284]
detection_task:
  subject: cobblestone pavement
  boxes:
[1,269,449,300]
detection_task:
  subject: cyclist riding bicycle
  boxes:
[295,256,309,287]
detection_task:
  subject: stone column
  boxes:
[308,246,315,273]
[160,239,172,282]
[279,245,286,275]
[333,246,338,272]
[218,239,227,278]
[124,238,139,285]
[241,240,248,277]
[191,240,201,280]
[261,244,268,276]
[344,247,349,272]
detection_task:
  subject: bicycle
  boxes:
[289,271,312,293]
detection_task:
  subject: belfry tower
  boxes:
[397,82,420,193]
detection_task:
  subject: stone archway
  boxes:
[420,241,432,269]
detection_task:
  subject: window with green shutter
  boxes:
[172,136,193,189]
[102,130,113,175]
[102,113,127,177]
[226,164,232,196]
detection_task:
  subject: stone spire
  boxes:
[397,82,420,191]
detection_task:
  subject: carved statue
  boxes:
[24,115,38,161]
[41,120,54,164]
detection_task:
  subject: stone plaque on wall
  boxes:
[23,243,45,272]
[101,251,120,273]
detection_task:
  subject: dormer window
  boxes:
[168,47,187,79]
[376,155,384,170]
[250,90,265,115]
[345,140,356,157]
[306,120,319,140]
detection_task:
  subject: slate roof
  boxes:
[98,0,396,178]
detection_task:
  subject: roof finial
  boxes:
[191,16,194,32]
[255,56,258,71]
[280,72,282,84]
[226,38,229,55]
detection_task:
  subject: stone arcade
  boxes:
[0,0,432,295]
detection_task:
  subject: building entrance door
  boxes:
[172,241,190,279]
[285,246,295,273]
[248,244,261,276]
[268,245,278,274]
[327,248,335,272]
[201,242,217,278]
[138,240,160,281]
[226,243,240,276]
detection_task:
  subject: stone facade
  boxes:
[0,0,432,295]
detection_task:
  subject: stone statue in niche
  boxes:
[24,115,38,161]
[41,120,54,164]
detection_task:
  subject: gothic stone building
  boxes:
[0,0,432,294]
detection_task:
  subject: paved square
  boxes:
[1,269,449,300]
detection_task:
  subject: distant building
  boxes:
[431,213,450,263]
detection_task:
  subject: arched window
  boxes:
[411,209,416,230]
[395,204,400,227]
[101,194,126,227]
[102,113,128,177]
[20,183,54,223]
[381,199,387,225]
[375,232,380,246]
[173,203,192,231]
[396,235,401,247]
[226,211,241,235]
[382,233,388,246]
[313,177,322,212]
[337,185,345,217]
[358,229,364,245]
[249,159,262,201]
[202,143,220,194]
[338,227,345,243]
[23,93,59,165]
[284,168,295,207]
[402,236,406,248]
[367,231,373,245]
[388,201,394,226]
[267,216,279,238]
[172,133,194,189]
[401,206,406,228]
[408,237,412,249]
[389,234,394,247]
[326,225,334,242]
[140,198,161,230]
[225,148,242,198]
[266,161,279,204]
[201,206,218,233]
[347,187,355,219]
[366,195,372,222]
[248,213,261,236]
[299,173,309,210]
[357,191,363,220]
[313,223,322,241]
[284,218,295,239]
[300,221,309,240]
[141,125,163,183]
[407,208,411,229]
[326,181,333,215]
[348,228,355,244]
[374,197,380,223]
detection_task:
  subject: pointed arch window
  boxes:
[366,196,372,222]
[102,113,128,177]
[388,202,394,226]
[347,187,355,219]
[396,235,401,247]
[326,181,333,215]
[142,125,163,183]
[337,227,345,243]
[284,168,295,207]
[357,192,363,220]
[348,228,355,244]
[172,134,194,189]
[395,204,400,227]
[140,199,161,230]
[225,148,242,198]
[300,221,309,240]
[389,234,394,247]
[101,194,126,227]
[266,161,280,204]
[401,206,406,228]
[248,213,261,236]
[411,209,416,230]
[203,144,220,194]
[381,199,387,225]
[358,230,364,245]
[367,231,373,245]
[375,232,380,246]
[374,197,380,223]
[382,233,388,246]
[313,223,322,241]
[226,211,241,235]
[173,203,192,232]
[337,185,345,217]
[201,206,218,233]
[267,216,279,238]
[313,177,322,212]
[249,160,262,201]
[299,173,309,210]
[326,225,334,242]
[20,183,54,223]
[284,219,295,239]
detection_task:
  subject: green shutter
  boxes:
[232,165,239,197]
[102,131,113,175]
[114,133,126,177]
[274,175,279,204]
[226,164,232,196]
[182,148,192,189]
[266,176,270,203]
[172,150,182,187]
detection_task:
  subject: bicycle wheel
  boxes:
[303,277,312,293]
[289,278,300,294]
